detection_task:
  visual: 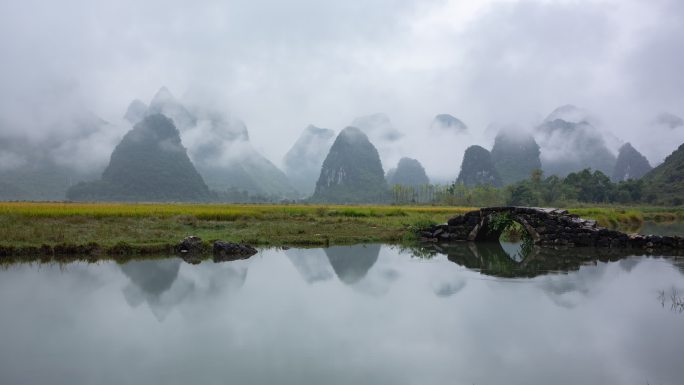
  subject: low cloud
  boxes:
[0,0,682,177]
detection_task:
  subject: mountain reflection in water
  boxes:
[286,244,402,295]
[284,245,383,286]
[324,244,380,285]
[0,245,683,385]
[120,259,190,321]
[119,258,249,320]
[284,248,335,284]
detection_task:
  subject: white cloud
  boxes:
[0,0,682,175]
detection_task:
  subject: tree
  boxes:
[563,169,614,203]
[508,184,538,206]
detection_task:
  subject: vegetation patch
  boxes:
[0,202,681,260]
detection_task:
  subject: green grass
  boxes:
[0,202,472,250]
[0,202,681,256]
[570,206,684,230]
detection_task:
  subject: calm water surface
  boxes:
[1,241,684,385]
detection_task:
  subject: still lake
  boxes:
[1,241,684,385]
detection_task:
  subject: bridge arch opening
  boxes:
[474,212,534,262]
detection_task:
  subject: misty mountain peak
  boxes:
[456,145,502,187]
[431,114,467,132]
[612,142,652,182]
[127,114,182,145]
[67,113,209,202]
[283,124,336,195]
[124,99,148,124]
[305,124,335,137]
[491,129,541,185]
[535,105,617,177]
[188,118,295,198]
[338,125,370,143]
[494,124,530,140]
[130,88,295,197]
[147,86,196,130]
[151,86,175,103]
[387,157,429,186]
[351,113,402,142]
[620,142,637,154]
[544,104,594,125]
[312,126,388,203]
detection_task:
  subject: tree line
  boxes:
[391,168,654,206]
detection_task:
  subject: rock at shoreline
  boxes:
[176,236,204,254]
[213,241,258,262]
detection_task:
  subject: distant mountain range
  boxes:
[2,94,683,204]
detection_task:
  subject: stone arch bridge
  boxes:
[420,206,684,249]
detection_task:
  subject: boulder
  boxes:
[213,241,258,262]
[175,236,204,254]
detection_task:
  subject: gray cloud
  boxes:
[0,0,682,176]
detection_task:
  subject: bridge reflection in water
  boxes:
[417,242,684,278]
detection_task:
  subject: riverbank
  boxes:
[0,202,682,258]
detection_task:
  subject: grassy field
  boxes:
[0,202,682,256]
[0,203,470,250]
[570,206,684,231]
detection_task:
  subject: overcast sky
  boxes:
[1,0,683,172]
